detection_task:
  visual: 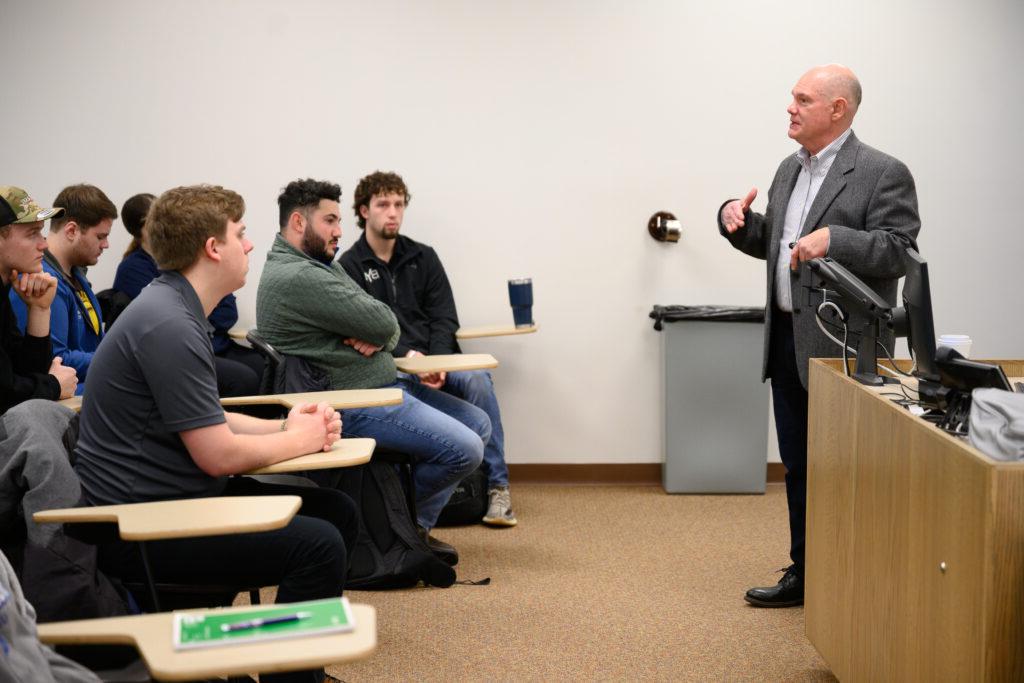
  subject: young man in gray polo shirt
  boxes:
[75,185,355,683]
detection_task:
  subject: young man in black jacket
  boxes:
[0,186,78,413]
[340,171,517,526]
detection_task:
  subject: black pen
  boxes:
[220,611,313,633]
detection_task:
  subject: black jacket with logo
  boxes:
[339,233,461,357]
[1,283,60,414]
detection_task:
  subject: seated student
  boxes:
[10,184,115,394]
[111,192,158,300]
[0,186,78,413]
[256,178,489,565]
[74,185,357,683]
[208,292,266,395]
[113,191,262,397]
[0,549,101,683]
[340,171,517,526]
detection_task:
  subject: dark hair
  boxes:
[147,185,244,271]
[352,171,411,229]
[121,192,156,255]
[50,184,117,232]
[277,179,341,231]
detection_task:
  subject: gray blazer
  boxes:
[719,131,921,387]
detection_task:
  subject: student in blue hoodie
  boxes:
[10,184,115,395]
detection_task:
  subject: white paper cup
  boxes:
[938,334,972,359]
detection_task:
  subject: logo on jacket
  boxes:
[364,268,380,284]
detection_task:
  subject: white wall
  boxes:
[4,0,1021,465]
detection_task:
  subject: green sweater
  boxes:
[256,235,401,390]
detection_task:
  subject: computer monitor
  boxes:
[897,249,940,382]
[806,258,892,316]
[803,248,935,387]
[802,257,894,385]
[935,347,1012,392]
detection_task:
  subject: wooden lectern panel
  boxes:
[805,359,1024,682]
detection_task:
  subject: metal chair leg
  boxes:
[137,542,161,612]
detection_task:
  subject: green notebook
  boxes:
[173,597,355,650]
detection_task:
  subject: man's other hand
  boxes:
[420,371,446,390]
[405,350,446,388]
[721,187,758,234]
[343,337,382,357]
[790,226,831,271]
[12,270,58,309]
[320,402,342,444]
[49,357,78,399]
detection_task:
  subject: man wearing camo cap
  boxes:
[0,186,79,413]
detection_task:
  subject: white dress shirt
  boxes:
[774,128,853,312]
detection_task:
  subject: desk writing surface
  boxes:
[58,396,82,412]
[220,388,402,410]
[33,496,301,542]
[247,438,375,474]
[37,603,377,682]
[456,324,538,339]
[394,353,498,374]
[227,327,249,341]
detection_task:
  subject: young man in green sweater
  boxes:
[256,178,490,565]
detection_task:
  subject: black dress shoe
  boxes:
[744,566,804,607]
[417,527,459,566]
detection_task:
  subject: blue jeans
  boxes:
[442,370,509,488]
[342,376,489,530]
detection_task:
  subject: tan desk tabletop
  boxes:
[227,327,249,341]
[456,324,538,339]
[394,353,498,374]
[67,389,402,413]
[221,388,403,410]
[37,603,376,682]
[33,496,301,542]
[248,438,374,474]
[58,396,82,412]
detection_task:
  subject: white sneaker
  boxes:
[482,486,518,527]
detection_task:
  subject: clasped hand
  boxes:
[287,402,342,452]
[405,349,445,389]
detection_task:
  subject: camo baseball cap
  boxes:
[0,186,65,227]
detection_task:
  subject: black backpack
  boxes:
[311,461,455,590]
[436,465,489,527]
[247,342,456,589]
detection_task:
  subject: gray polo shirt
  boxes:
[75,271,227,505]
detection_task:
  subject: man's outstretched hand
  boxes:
[721,187,758,234]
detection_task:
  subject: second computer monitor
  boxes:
[901,248,940,382]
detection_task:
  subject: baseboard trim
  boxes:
[509,463,786,485]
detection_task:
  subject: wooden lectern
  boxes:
[805,358,1024,681]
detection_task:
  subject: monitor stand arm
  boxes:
[852,319,886,386]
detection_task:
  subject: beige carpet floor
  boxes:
[264,483,837,682]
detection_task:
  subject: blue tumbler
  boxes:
[507,278,534,328]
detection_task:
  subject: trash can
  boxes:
[650,305,768,494]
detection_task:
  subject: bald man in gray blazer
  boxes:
[719,64,920,607]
